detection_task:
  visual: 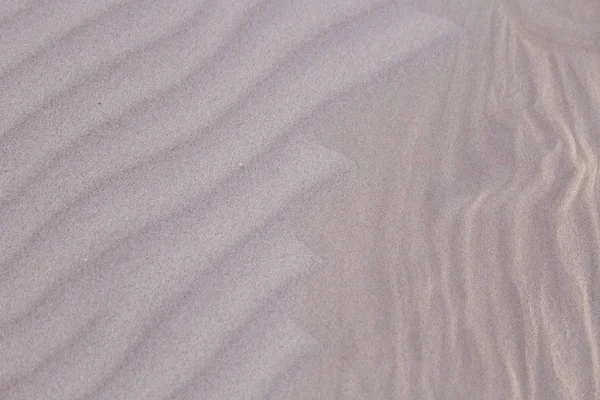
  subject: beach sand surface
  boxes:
[1,0,599,399]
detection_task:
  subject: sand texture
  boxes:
[0,0,599,399]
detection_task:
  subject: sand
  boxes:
[0,0,599,399]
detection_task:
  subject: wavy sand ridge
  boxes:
[0,1,459,399]
[424,7,599,400]
[272,0,600,398]
[326,0,598,398]
[5,0,597,399]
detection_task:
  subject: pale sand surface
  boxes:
[0,0,599,399]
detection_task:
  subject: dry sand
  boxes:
[0,0,599,399]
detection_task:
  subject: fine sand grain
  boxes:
[1,0,599,399]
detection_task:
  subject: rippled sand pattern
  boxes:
[0,0,599,399]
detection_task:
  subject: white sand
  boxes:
[0,0,599,399]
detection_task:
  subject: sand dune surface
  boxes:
[1,0,599,399]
